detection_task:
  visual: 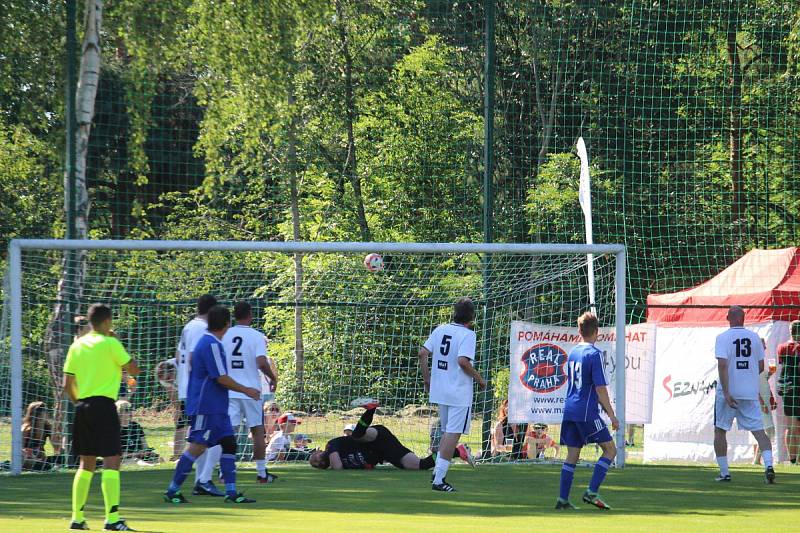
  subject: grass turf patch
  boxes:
[0,462,796,532]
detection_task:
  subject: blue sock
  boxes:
[589,457,613,493]
[559,463,576,501]
[168,452,197,494]
[220,453,237,497]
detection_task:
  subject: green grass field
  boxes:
[1,462,797,532]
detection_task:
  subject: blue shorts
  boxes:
[560,419,612,448]
[187,414,234,446]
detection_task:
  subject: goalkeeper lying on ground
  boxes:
[309,399,475,470]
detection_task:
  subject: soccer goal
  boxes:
[2,239,626,475]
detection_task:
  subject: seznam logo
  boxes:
[519,343,568,393]
[662,374,717,401]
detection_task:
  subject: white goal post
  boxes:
[6,239,626,475]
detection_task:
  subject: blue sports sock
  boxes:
[168,451,197,494]
[559,463,576,501]
[589,457,613,493]
[220,453,237,497]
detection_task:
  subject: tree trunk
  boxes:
[288,89,305,406]
[336,0,371,241]
[44,0,101,451]
[727,16,744,223]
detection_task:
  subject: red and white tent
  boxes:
[644,248,798,463]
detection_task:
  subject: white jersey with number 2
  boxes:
[714,327,764,401]
[423,323,476,407]
[222,325,267,399]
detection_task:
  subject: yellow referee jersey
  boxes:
[63,332,131,400]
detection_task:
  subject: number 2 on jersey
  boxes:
[232,336,243,357]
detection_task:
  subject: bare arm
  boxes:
[717,357,738,408]
[759,359,765,374]
[123,358,141,376]
[595,385,619,430]
[418,347,431,392]
[63,374,79,403]
[328,452,344,470]
[458,356,487,389]
[257,356,278,386]
[216,375,260,400]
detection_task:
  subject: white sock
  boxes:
[433,457,450,485]
[716,456,729,476]
[256,459,266,477]
[194,450,208,484]
[762,450,774,469]
[199,445,223,483]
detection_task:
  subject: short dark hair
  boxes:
[792,320,800,341]
[578,311,599,337]
[234,300,252,321]
[207,305,230,332]
[452,297,476,325]
[87,304,112,327]
[197,294,218,315]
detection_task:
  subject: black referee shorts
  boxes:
[72,396,122,457]
[371,425,412,469]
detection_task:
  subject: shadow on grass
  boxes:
[1,463,797,523]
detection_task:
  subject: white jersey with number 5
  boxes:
[222,325,267,399]
[423,323,476,407]
[714,327,764,400]
[177,317,208,400]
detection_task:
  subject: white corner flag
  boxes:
[576,137,596,314]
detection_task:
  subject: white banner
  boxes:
[508,321,656,424]
[644,322,789,463]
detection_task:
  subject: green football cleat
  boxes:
[224,492,256,504]
[582,490,612,510]
[555,499,579,510]
[163,490,189,504]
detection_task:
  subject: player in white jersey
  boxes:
[418,297,485,492]
[713,305,775,484]
[223,301,276,483]
[174,294,227,497]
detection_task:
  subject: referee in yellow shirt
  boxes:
[63,303,140,531]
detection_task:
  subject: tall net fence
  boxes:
[0,243,621,471]
[2,0,800,469]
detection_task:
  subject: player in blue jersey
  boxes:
[163,305,262,505]
[555,312,619,511]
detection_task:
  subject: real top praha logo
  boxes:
[519,343,568,393]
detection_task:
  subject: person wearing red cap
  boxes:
[266,413,311,462]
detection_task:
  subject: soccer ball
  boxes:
[363,253,384,272]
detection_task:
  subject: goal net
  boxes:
[1,240,626,475]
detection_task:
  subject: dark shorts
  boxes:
[72,396,122,457]
[782,391,800,418]
[371,425,412,469]
[176,400,190,429]
[187,414,234,447]
[560,419,613,448]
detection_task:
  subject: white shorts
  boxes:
[438,404,472,435]
[714,390,763,432]
[229,398,264,429]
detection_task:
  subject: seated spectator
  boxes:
[263,400,281,441]
[116,400,160,465]
[343,423,355,437]
[491,399,524,457]
[22,401,59,471]
[525,423,560,459]
[293,433,312,450]
[266,413,312,462]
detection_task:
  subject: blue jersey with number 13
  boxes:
[562,343,607,422]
